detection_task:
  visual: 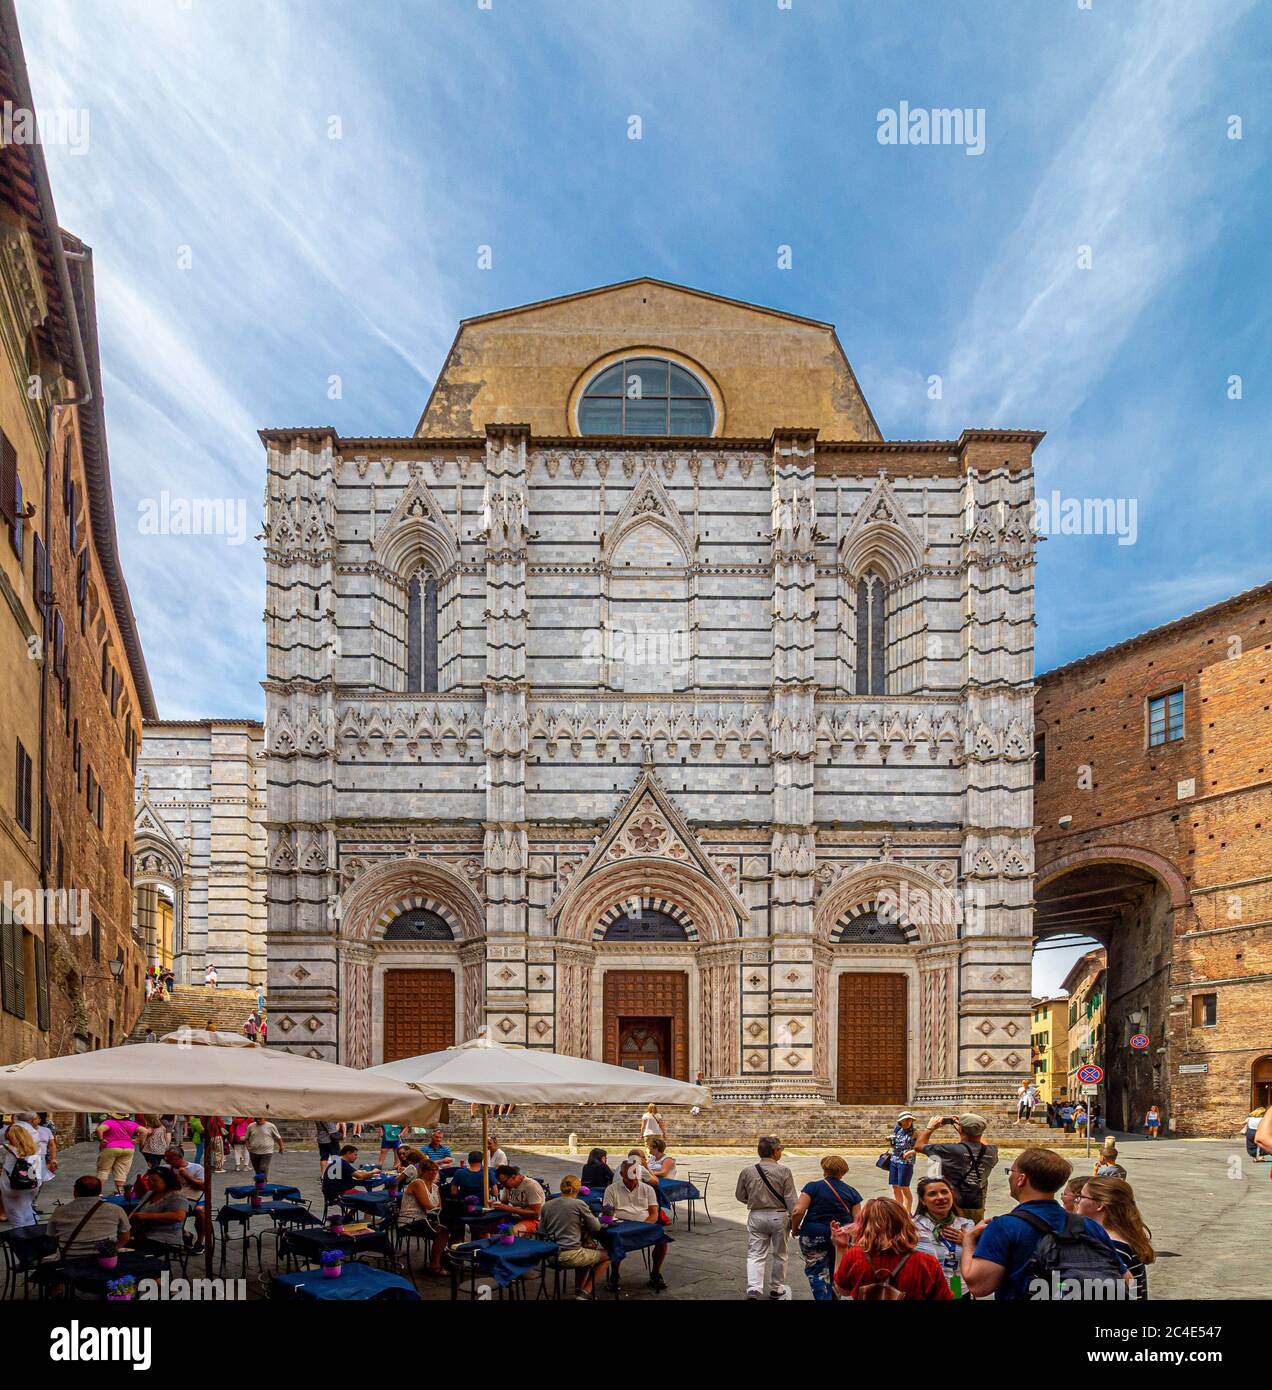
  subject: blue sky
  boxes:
[20,1,1271,988]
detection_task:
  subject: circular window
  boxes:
[577,355,715,436]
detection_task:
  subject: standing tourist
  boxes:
[1016,1082,1034,1125]
[1060,1100,1075,1132]
[188,1115,205,1167]
[913,1177,975,1296]
[640,1103,665,1147]
[831,1197,952,1301]
[958,1147,1123,1301]
[315,1120,340,1172]
[1078,1175,1155,1300]
[245,1116,284,1178]
[207,1115,227,1173]
[537,1173,611,1298]
[227,1116,252,1171]
[1245,1107,1268,1161]
[0,1121,39,1228]
[735,1135,796,1300]
[205,962,218,988]
[95,1113,149,1193]
[912,1113,998,1222]
[1072,1101,1088,1138]
[789,1155,862,1301]
[140,1115,172,1170]
[379,1121,405,1169]
[883,1111,918,1212]
[1144,1103,1161,1139]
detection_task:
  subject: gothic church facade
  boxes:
[262,278,1040,1106]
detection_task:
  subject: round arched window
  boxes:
[577,356,714,436]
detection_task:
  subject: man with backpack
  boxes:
[735,1135,797,1299]
[959,1146,1127,1300]
[912,1113,999,1222]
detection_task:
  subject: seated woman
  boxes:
[129,1168,189,1256]
[398,1157,448,1276]
[580,1147,613,1190]
[645,1137,677,1183]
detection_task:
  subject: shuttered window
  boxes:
[0,430,17,528]
[35,933,48,1031]
[14,739,32,834]
[0,915,25,1019]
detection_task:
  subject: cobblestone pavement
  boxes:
[10,1131,1268,1300]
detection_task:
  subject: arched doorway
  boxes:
[1252,1056,1272,1111]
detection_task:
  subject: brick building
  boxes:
[1034,581,1272,1136]
[0,2,155,1074]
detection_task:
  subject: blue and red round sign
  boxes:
[1129,1034,1150,1051]
[1077,1064,1104,1085]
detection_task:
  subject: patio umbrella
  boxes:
[369,1034,709,1204]
[0,1029,446,1276]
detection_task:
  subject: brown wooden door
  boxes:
[837,972,907,1104]
[603,971,689,1079]
[617,1018,671,1074]
[383,968,455,1063]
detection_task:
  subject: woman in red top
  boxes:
[831,1197,952,1300]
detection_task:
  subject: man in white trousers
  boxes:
[735,1135,796,1299]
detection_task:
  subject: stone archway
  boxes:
[337,857,486,1067]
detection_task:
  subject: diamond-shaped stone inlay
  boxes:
[1003,1021,1020,1037]
[496,1017,515,1035]
[1005,1052,1022,1067]
[533,1019,549,1036]
[976,1020,994,1036]
[746,1052,764,1069]
[534,971,548,986]
[975,1051,994,1068]
[786,970,800,984]
[748,973,763,988]
[784,1051,802,1068]
[304,1016,322,1033]
[288,965,311,984]
[990,970,1007,985]
[305,1048,322,1060]
[497,967,514,983]
[747,1021,764,1038]
[788,1019,804,1036]
[277,1016,295,1034]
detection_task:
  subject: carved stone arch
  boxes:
[372,477,460,577]
[339,856,486,943]
[1035,844,1191,913]
[554,857,741,944]
[132,798,189,981]
[840,474,925,581]
[815,861,956,946]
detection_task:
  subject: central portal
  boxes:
[603,970,689,1080]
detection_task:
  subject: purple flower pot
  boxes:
[322,1263,342,1279]
[499,1233,516,1245]
[579,1186,590,1196]
[97,1255,118,1269]
[251,1194,263,1208]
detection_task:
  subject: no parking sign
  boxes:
[1129,1034,1150,1050]
[1077,1063,1104,1085]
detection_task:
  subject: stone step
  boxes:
[127,985,259,1042]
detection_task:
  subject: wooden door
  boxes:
[602,971,689,1079]
[617,1018,671,1074]
[383,968,455,1063]
[837,972,907,1104]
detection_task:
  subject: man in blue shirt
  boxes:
[960,1146,1123,1300]
[442,1151,495,1199]
[419,1129,454,1168]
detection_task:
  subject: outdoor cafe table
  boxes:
[280,1225,395,1269]
[598,1218,673,1267]
[226,1182,303,1202]
[452,1235,558,1292]
[339,1191,395,1221]
[655,1178,701,1218]
[52,1251,165,1298]
[272,1263,419,1301]
[217,1201,310,1273]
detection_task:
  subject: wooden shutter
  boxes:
[0,431,16,526]
[35,933,48,1031]
[0,917,23,1019]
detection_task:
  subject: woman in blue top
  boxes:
[789,1155,862,1301]
[886,1112,918,1212]
[379,1122,405,1169]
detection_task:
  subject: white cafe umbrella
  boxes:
[0,1029,446,1276]
[369,1034,709,1204]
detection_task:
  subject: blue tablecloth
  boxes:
[457,1235,558,1288]
[339,1192,394,1218]
[103,1194,141,1210]
[282,1226,394,1263]
[272,1264,419,1301]
[226,1182,302,1201]
[656,1179,701,1206]
[58,1252,166,1294]
[546,1189,604,1213]
[218,1200,308,1223]
[599,1219,672,1264]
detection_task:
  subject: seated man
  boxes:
[602,1160,668,1291]
[322,1144,379,1204]
[441,1151,495,1202]
[45,1175,131,1260]
[488,1165,544,1235]
[537,1174,610,1298]
[419,1129,454,1168]
[129,1168,189,1255]
[162,1148,209,1251]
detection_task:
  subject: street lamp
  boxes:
[85,946,126,985]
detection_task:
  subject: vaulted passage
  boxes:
[837,972,907,1103]
[382,968,455,1062]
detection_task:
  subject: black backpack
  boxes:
[1016,1209,1127,1300]
[948,1143,989,1209]
[2,1145,37,1190]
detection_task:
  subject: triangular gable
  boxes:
[134,794,185,873]
[372,475,460,575]
[604,464,692,560]
[547,767,749,923]
[840,472,926,578]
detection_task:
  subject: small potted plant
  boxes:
[579,1186,590,1196]
[327,1214,346,1236]
[106,1275,138,1301]
[96,1237,119,1270]
[497,1222,516,1246]
[320,1247,345,1279]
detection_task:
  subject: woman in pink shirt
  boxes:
[95,1113,150,1193]
[228,1116,252,1171]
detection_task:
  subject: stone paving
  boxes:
[11,1131,1268,1300]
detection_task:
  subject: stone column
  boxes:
[482,424,530,1045]
[955,447,1037,1102]
[768,429,822,1098]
